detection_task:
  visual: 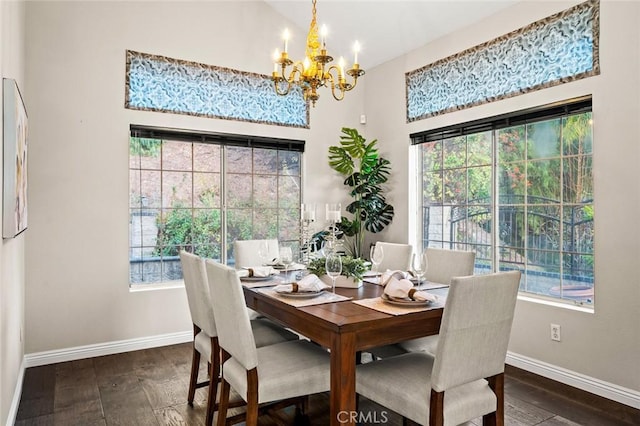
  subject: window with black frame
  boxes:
[129,126,303,285]
[413,97,594,305]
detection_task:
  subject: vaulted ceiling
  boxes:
[264,0,519,69]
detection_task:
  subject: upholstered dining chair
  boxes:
[356,271,521,426]
[369,247,477,359]
[233,239,279,268]
[373,242,413,272]
[179,251,298,426]
[205,259,331,426]
[398,247,476,354]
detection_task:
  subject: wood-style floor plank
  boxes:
[15,343,639,426]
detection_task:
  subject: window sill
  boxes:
[129,280,185,292]
[517,293,594,313]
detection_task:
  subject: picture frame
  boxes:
[3,78,28,238]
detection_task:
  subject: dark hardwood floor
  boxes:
[15,343,639,426]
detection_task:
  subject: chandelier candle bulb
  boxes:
[283,28,290,53]
[320,24,328,48]
[353,41,360,64]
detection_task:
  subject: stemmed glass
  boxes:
[411,251,428,286]
[258,241,270,265]
[325,253,342,294]
[279,246,294,283]
[370,244,384,274]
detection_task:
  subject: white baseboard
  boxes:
[17,336,638,414]
[6,358,25,426]
[507,351,640,409]
[24,330,192,368]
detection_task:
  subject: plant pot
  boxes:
[320,274,363,289]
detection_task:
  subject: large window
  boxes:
[129,126,303,285]
[413,97,594,306]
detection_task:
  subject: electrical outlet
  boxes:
[550,324,561,341]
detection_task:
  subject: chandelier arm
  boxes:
[273,77,292,96]
[325,70,346,101]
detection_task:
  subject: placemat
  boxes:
[353,296,444,316]
[256,288,352,307]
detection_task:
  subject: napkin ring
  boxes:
[408,288,418,301]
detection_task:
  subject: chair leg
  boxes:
[483,373,504,426]
[216,378,231,426]
[188,325,202,406]
[245,368,259,425]
[205,337,221,426]
[216,349,232,426]
[429,389,444,426]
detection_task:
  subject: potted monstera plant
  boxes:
[328,127,395,258]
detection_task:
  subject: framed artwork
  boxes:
[3,78,28,238]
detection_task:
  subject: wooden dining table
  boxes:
[243,280,448,426]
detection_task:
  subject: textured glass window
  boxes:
[406,0,599,121]
[126,50,309,128]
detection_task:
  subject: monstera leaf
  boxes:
[328,128,395,258]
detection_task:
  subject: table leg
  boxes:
[330,331,357,426]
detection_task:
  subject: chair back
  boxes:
[234,239,279,268]
[375,242,412,271]
[205,259,259,370]
[424,247,476,285]
[179,251,217,338]
[430,271,520,392]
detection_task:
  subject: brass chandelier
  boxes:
[271,0,365,107]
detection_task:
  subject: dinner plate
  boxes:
[380,293,431,307]
[275,290,325,298]
[240,275,275,282]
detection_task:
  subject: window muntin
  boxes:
[129,133,302,285]
[416,101,593,305]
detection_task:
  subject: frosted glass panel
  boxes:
[406,1,599,122]
[126,50,309,128]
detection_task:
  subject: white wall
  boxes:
[1,1,26,424]
[23,0,363,355]
[365,0,640,393]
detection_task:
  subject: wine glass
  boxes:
[258,241,270,265]
[370,244,384,274]
[411,251,428,286]
[325,253,342,294]
[279,246,293,283]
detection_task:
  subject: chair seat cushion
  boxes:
[223,340,330,403]
[251,318,299,348]
[356,352,497,426]
[194,330,213,360]
[398,335,439,355]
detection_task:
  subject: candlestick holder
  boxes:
[300,203,316,265]
[324,203,342,255]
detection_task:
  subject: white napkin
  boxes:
[274,274,329,293]
[379,270,409,287]
[237,266,278,278]
[384,277,438,302]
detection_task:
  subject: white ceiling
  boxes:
[264,0,519,70]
